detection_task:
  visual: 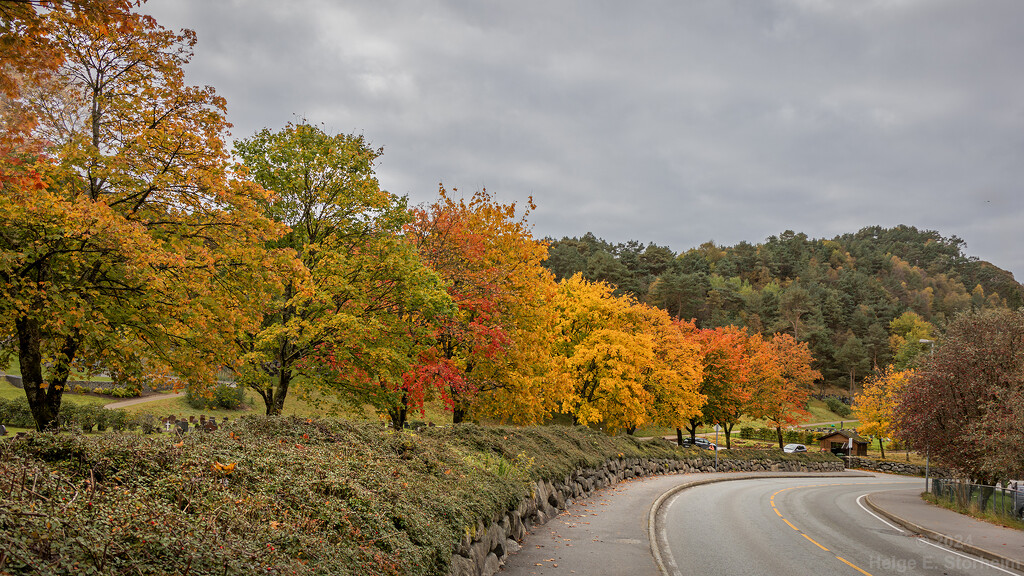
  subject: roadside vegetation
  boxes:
[922,493,1024,532]
[0,419,836,576]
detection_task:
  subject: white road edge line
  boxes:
[855,493,905,532]
[856,494,1021,576]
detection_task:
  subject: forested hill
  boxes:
[543,225,1024,392]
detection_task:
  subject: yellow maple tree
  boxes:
[552,275,704,434]
[855,367,913,458]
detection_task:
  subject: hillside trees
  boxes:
[546,225,1024,396]
[894,309,1024,483]
[0,8,286,430]
[233,123,452,419]
[887,311,936,370]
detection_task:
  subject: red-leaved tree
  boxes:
[895,309,1024,484]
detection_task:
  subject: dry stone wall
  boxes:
[447,455,844,576]
[843,456,951,478]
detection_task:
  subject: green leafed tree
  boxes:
[233,122,452,417]
[888,311,935,370]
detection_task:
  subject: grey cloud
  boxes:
[145,0,1024,278]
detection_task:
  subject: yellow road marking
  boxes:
[836,556,874,576]
[802,533,829,551]
[770,483,897,576]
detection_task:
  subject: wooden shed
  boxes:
[817,430,869,456]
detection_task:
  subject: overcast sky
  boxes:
[144,0,1024,279]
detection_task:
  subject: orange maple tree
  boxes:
[0,6,285,430]
[678,324,754,449]
[748,333,821,448]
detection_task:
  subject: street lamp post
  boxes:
[919,339,935,493]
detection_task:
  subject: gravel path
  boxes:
[104,391,183,409]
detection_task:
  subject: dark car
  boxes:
[681,437,716,450]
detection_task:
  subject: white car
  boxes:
[783,443,807,453]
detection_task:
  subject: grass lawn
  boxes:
[2,356,114,383]
[1,379,111,407]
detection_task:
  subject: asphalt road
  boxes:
[659,476,1022,576]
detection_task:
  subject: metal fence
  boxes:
[930,478,1024,523]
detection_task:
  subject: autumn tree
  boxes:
[749,333,820,448]
[233,123,452,419]
[895,309,1024,484]
[0,8,285,430]
[404,186,555,424]
[854,367,912,458]
[552,275,704,434]
[0,0,134,98]
[681,324,753,449]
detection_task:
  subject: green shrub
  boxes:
[67,404,96,432]
[94,408,110,431]
[186,382,246,410]
[107,409,136,431]
[826,397,853,418]
[110,387,140,398]
[0,397,36,427]
[138,413,159,434]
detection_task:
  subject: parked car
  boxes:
[681,437,716,450]
[783,443,807,453]
[1011,484,1024,519]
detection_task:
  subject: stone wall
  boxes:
[447,455,844,576]
[843,456,951,478]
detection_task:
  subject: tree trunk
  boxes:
[452,402,467,424]
[676,427,684,446]
[776,426,784,450]
[878,437,885,459]
[17,316,79,432]
[389,392,409,430]
[685,418,701,442]
[266,369,290,416]
[724,422,735,450]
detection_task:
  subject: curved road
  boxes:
[659,476,1020,576]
